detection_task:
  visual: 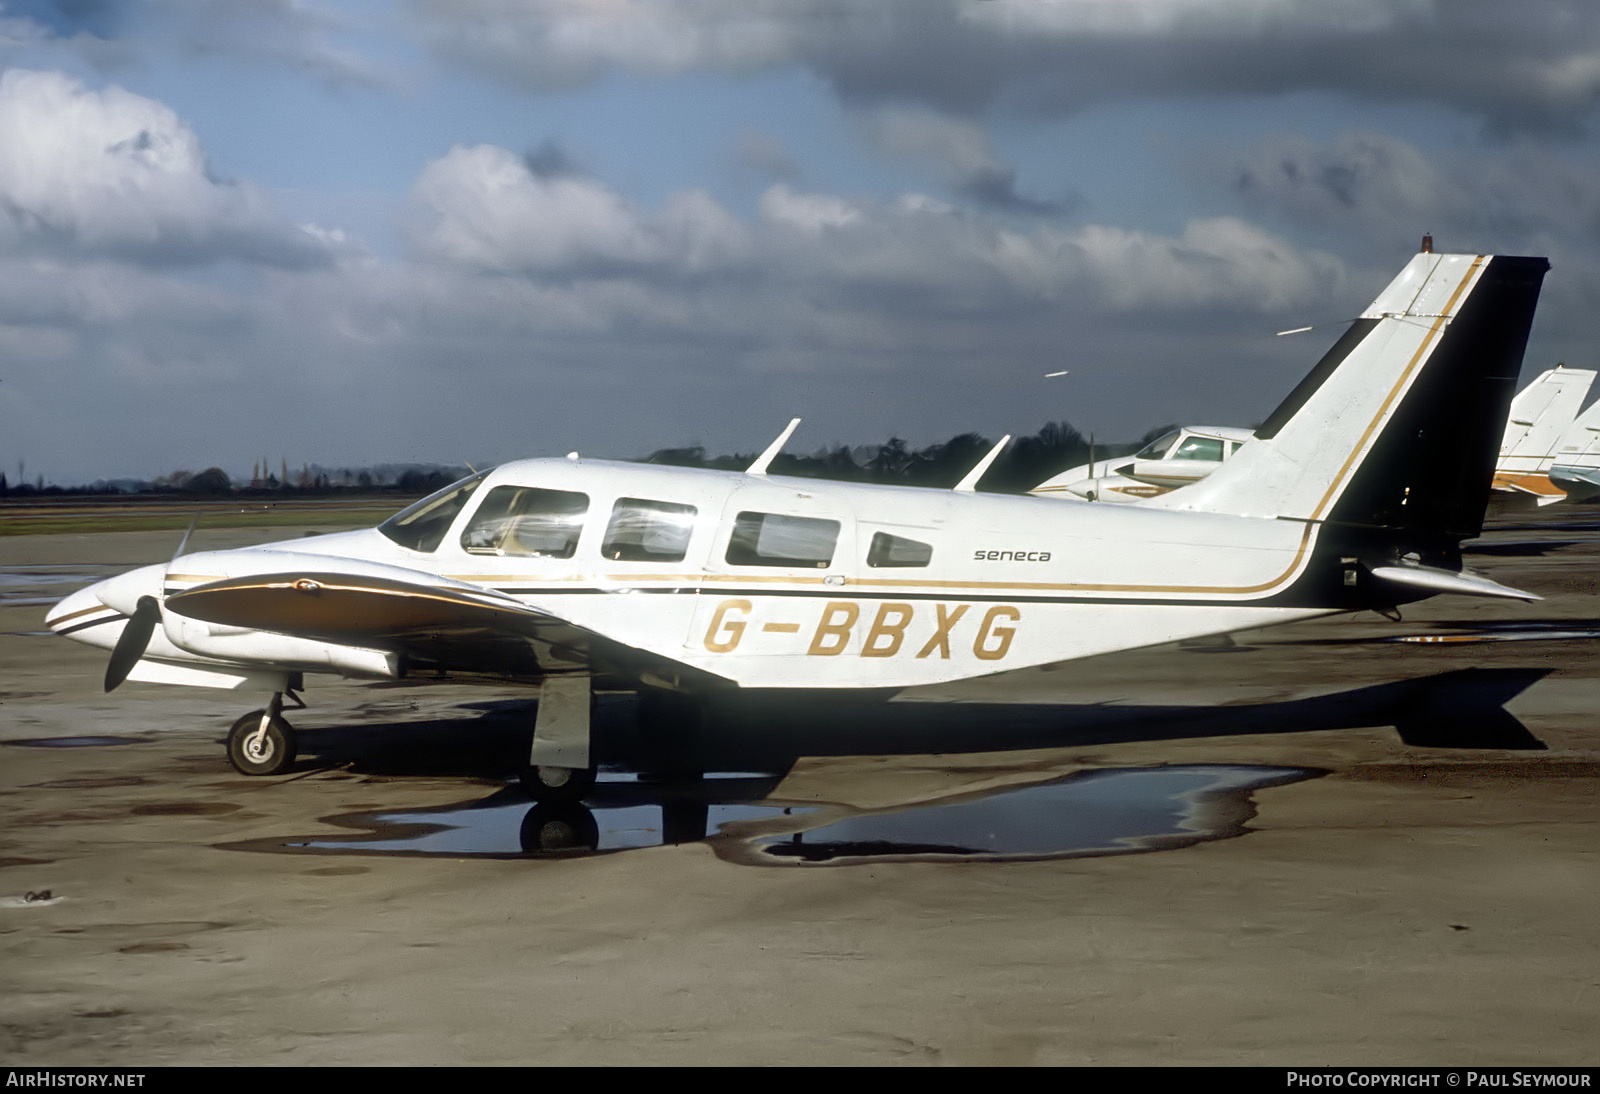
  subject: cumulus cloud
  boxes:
[1228,129,1600,250]
[856,104,1070,215]
[2,1,389,87]
[0,68,345,266]
[403,143,751,276]
[404,142,1340,320]
[409,0,1600,133]
[152,0,390,88]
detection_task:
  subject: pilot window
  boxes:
[866,532,932,568]
[726,512,839,568]
[378,471,488,553]
[602,498,697,562]
[460,486,589,558]
[1134,430,1181,460]
[1173,436,1226,461]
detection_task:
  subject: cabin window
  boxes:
[378,471,488,553]
[1135,430,1180,460]
[867,532,932,568]
[460,486,589,558]
[726,512,839,568]
[1173,436,1226,461]
[602,498,697,562]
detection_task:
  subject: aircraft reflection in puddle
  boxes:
[230,764,1319,867]
[1387,620,1600,644]
[743,765,1315,865]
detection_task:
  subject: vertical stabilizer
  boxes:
[1492,364,1595,503]
[1549,399,1600,501]
[1149,252,1548,548]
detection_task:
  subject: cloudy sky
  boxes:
[3,1,1600,484]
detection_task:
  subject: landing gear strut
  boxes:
[226,690,301,776]
[520,676,596,803]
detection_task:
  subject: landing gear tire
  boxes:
[227,711,297,776]
[519,803,600,855]
[520,763,596,803]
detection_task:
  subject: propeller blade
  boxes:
[105,596,160,692]
[172,515,199,562]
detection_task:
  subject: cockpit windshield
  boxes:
[1173,436,1226,461]
[1134,430,1181,460]
[377,470,488,552]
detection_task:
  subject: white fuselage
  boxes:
[50,458,1333,693]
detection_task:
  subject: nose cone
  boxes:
[46,583,125,651]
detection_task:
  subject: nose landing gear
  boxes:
[225,689,303,776]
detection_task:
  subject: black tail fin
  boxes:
[1325,255,1548,541]
[1154,252,1549,557]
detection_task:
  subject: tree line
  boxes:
[1,421,1175,499]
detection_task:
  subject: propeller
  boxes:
[105,595,161,692]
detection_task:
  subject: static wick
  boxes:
[1275,326,1314,337]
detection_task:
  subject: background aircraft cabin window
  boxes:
[726,512,840,568]
[602,498,698,562]
[461,486,589,558]
[1173,436,1225,461]
[1135,430,1181,459]
[378,471,488,553]
[866,532,933,568]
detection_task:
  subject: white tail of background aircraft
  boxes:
[1031,360,1588,510]
[1492,364,1596,505]
[1549,398,1600,501]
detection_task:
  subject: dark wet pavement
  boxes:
[224,764,1320,866]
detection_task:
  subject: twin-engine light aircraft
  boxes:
[1031,365,1596,507]
[1031,424,1256,503]
[48,250,1549,801]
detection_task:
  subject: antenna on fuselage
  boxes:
[746,418,801,475]
[953,435,1011,492]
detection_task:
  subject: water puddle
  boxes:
[1387,621,1600,644]
[228,777,799,859]
[736,765,1315,865]
[226,764,1318,866]
[0,566,116,605]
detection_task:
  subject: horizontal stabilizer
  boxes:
[1369,564,1540,602]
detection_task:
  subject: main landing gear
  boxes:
[520,676,596,803]
[225,689,303,776]
[518,679,707,804]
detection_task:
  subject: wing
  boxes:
[165,570,724,690]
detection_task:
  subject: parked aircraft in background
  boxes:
[1490,364,1597,505]
[1031,365,1596,508]
[48,250,1549,801]
[1030,425,1255,502]
[1548,398,1600,502]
